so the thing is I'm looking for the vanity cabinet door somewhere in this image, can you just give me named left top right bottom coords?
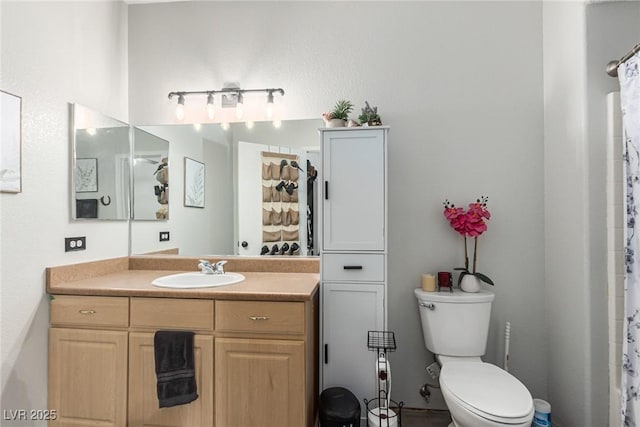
left=215, top=337, right=305, bottom=427
left=127, top=332, right=213, bottom=427
left=48, top=328, right=128, bottom=427
left=322, top=283, right=384, bottom=409
left=322, top=129, right=386, bottom=251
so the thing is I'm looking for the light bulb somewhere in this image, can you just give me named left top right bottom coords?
left=246, top=121, right=254, bottom=129
left=193, top=123, right=202, bottom=131
left=273, top=119, right=282, bottom=129
left=221, top=122, right=230, bottom=131
left=175, top=95, right=185, bottom=121
left=236, top=92, right=244, bottom=119
left=86, top=128, right=97, bottom=136
left=265, top=91, right=274, bottom=119
left=206, top=93, right=215, bottom=120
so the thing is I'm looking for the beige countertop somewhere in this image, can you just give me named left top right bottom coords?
left=46, top=256, right=319, bottom=302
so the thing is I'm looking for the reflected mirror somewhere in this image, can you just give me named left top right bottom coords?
left=130, top=119, right=321, bottom=257
left=71, top=103, right=130, bottom=220
left=132, top=128, right=170, bottom=220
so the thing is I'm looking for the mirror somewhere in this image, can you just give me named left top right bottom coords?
left=130, top=119, right=321, bottom=257
left=71, top=103, right=130, bottom=220
left=132, top=128, right=170, bottom=220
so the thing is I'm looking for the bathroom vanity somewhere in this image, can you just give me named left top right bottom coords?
left=46, top=256, right=319, bottom=427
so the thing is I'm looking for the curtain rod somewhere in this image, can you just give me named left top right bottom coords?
left=607, top=42, right=640, bottom=77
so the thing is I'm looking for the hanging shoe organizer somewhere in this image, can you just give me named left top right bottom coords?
left=260, top=151, right=300, bottom=255
left=364, top=331, right=404, bottom=427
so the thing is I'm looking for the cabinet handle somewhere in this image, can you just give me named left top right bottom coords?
left=324, top=344, right=328, bottom=364
left=78, top=309, right=96, bottom=315
left=325, top=181, right=329, bottom=200
left=343, top=265, right=363, bottom=270
left=249, top=316, right=269, bottom=321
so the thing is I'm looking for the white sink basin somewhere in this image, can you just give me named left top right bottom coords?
left=151, top=272, right=245, bottom=289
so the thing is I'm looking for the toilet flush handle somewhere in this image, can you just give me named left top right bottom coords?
left=420, top=302, right=436, bottom=311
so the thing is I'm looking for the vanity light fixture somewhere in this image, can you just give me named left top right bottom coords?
left=236, top=92, right=244, bottom=119
left=265, top=90, right=274, bottom=119
left=175, top=94, right=185, bottom=121
left=167, top=87, right=284, bottom=122
left=206, top=93, right=215, bottom=120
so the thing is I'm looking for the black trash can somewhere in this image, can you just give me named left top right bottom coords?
left=319, top=387, right=361, bottom=427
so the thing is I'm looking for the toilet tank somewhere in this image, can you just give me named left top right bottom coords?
left=414, top=288, right=495, bottom=357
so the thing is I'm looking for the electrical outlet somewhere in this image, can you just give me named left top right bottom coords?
left=159, top=231, right=170, bottom=242
left=65, top=236, right=86, bottom=252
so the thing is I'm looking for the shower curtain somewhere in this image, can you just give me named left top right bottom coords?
left=620, top=51, right=640, bottom=426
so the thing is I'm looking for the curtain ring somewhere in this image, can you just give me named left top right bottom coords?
left=100, top=195, right=111, bottom=206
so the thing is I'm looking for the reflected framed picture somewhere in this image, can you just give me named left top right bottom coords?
left=75, top=158, right=98, bottom=192
left=184, top=157, right=205, bottom=208
left=0, top=90, right=22, bottom=193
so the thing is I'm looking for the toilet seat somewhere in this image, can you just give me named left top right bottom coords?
left=440, top=362, right=533, bottom=424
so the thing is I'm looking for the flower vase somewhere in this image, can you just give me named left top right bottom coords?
left=460, top=274, right=481, bottom=293
left=326, top=118, right=346, bottom=128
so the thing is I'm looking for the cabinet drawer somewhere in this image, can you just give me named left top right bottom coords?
left=216, top=301, right=304, bottom=335
left=322, top=253, right=385, bottom=282
left=50, top=295, right=129, bottom=328
left=130, top=298, right=214, bottom=331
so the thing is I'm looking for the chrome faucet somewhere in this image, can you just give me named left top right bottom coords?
left=198, top=260, right=227, bottom=275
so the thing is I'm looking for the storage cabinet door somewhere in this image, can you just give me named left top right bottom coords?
left=215, top=337, right=305, bottom=427
left=322, top=129, right=385, bottom=251
left=48, top=328, right=128, bottom=427
left=128, top=333, right=213, bottom=427
left=322, top=283, right=384, bottom=411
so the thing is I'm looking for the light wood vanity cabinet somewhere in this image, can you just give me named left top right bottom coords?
left=48, top=327, right=128, bottom=427
left=214, top=300, right=312, bottom=427
left=49, top=293, right=317, bottom=427
left=128, top=333, right=214, bottom=427
left=48, top=296, right=129, bottom=427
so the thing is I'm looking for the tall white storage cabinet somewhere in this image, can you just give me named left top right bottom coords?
left=319, top=127, right=388, bottom=419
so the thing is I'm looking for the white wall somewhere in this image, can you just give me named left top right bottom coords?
left=543, top=2, right=640, bottom=425
left=128, top=1, right=547, bottom=409
left=543, top=5, right=589, bottom=425
left=0, top=0, right=129, bottom=415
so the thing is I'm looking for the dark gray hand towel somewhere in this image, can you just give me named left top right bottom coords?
left=154, top=330, right=198, bottom=408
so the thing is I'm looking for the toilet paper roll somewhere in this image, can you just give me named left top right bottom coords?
left=422, top=274, right=436, bottom=292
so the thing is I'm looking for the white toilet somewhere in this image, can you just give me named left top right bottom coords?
left=414, top=288, right=534, bottom=427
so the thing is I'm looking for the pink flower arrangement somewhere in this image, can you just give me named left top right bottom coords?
left=443, top=196, right=494, bottom=286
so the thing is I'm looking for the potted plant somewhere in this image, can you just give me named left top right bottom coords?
left=323, top=99, right=354, bottom=127
left=358, top=101, right=382, bottom=126
left=442, top=196, right=494, bottom=292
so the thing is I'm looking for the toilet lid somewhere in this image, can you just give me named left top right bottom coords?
left=440, top=362, right=533, bottom=423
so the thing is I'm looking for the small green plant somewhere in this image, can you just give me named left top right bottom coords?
left=328, top=99, right=354, bottom=121
left=358, top=101, right=382, bottom=125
